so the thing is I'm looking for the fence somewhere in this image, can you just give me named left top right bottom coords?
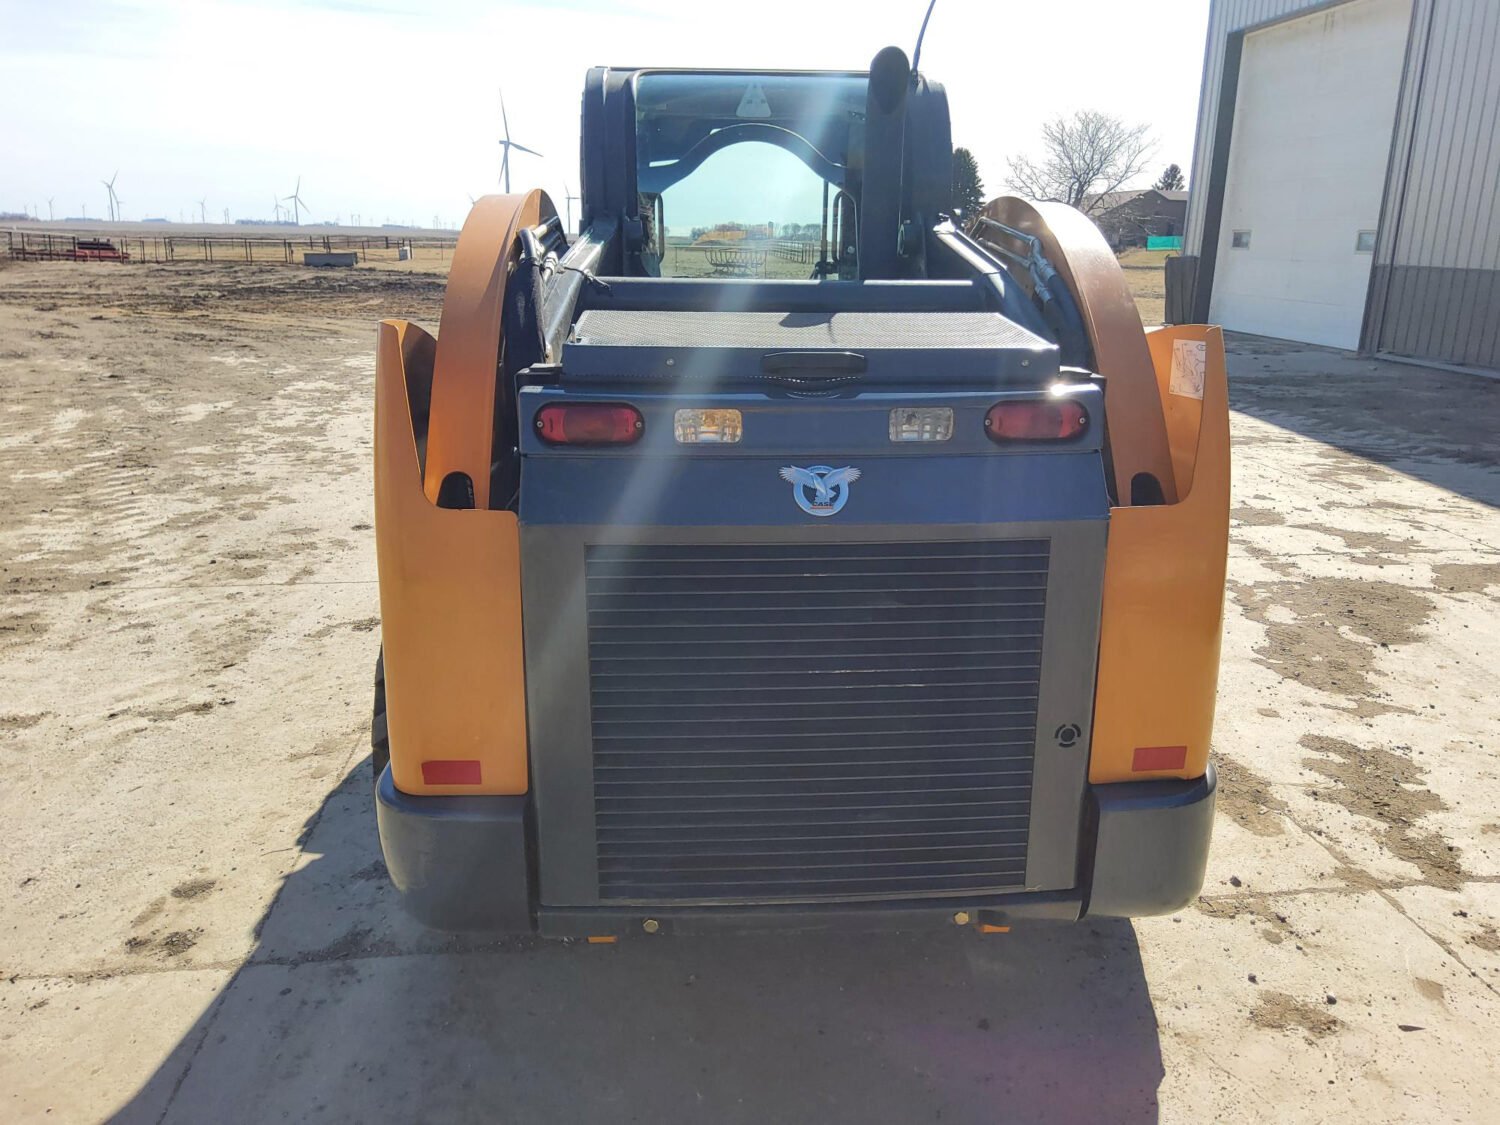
left=4, top=229, right=457, bottom=267
left=772, top=240, right=815, bottom=264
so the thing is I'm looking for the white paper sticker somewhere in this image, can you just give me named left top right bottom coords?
left=1169, top=338, right=1206, bottom=400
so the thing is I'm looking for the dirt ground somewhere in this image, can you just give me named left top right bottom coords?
left=1, top=259, right=1498, bottom=1123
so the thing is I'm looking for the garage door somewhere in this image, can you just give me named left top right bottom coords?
left=1210, top=0, right=1411, bottom=350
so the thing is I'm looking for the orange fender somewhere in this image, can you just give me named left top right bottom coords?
left=1089, top=326, right=1230, bottom=782
left=424, top=192, right=555, bottom=509
left=373, top=192, right=554, bottom=795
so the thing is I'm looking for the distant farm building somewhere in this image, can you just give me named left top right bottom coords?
left=1087, top=190, right=1188, bottom=250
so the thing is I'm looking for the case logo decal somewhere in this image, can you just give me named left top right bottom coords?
left=779, top=465, right=861, bottom=517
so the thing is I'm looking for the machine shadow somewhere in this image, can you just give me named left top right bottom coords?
left=111, top=763, right=1164, bottom=1125
left=1223, top=333, right=1500, bottom=509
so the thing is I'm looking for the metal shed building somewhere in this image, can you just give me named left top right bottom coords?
left=1169, top=0, right=1500, bottom=372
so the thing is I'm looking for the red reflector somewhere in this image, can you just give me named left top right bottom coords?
left=421, top=759, right=483, bottom=785
left=1132, top=745, right=1188, bottom=772
left=535, top=403, right=643, bottom=445
left=984, top=399, right=1088, bottom=441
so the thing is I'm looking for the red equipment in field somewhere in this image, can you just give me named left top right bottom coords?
left=70, top=239, right=130, bottom=262
left=8, top=236, right=130, bottom=262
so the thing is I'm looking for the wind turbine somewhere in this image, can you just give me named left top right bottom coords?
left=273, top=196, right=283, bottom=223
left=102, top=172, right=121, bottom=222
left=564, top=181, right=581, bottom=233
left=282, top=176, right=309, bottom=225
left=497, top=89, right=542, bottom=193
left=47, top=198, right=55, bottom=222
left=198, top=196, right=208, bottom=224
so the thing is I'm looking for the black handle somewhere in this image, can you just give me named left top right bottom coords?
left=761, top=350, right=868, bottom=377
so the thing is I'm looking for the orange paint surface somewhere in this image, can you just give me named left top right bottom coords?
left=1090, top=326, right=1229, bottom=783
left=374, top=318, right=529, bottom=795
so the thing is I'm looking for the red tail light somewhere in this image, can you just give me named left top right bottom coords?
left=984, top=399, right=1088, bottom=442
left=535, top=403, right=644, bottom=446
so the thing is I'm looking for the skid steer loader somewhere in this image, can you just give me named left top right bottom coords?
left=371, top=48, right=1228, bottom=936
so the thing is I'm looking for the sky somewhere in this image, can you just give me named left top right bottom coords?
left=0, top=0, right=1212, bottom=229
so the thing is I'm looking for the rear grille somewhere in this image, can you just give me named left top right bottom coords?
left=585, top=541, right=1048, bottom=902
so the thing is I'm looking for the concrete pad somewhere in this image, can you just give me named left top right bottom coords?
left=250, top=767, right=444, bottom=963
left=1143, top=887, right=1500, bottom=1121
left=0, top=968, right=228, bottom=1123
left=0, top=582, right=377, bottom=976
left=146, top=926, right=1164, bottom=1125
left=1386, top=882, right=1500, bottom=988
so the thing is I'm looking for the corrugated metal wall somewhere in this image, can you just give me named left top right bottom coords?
left=1366, top=0, right=1500, bottom=368
left=1182, top=0, right=1500, bottom=369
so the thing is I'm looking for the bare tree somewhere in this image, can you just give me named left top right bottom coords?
left=1005, top=110, right=1155, bottom=215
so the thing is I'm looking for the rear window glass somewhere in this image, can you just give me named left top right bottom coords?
left=634, top=72, right=866, bottom=279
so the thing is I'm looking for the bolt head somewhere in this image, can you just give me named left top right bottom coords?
left=642, top=918, right=660, bottom=934
left=954, top=911, right=971, bottom=926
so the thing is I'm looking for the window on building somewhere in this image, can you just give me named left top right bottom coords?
left=1355, top=230, right=1377, bottom=253
left=1231, top=230, right=1251, bottom=249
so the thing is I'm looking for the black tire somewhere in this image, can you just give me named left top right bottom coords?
left=371, top=649, right=390, bottom=783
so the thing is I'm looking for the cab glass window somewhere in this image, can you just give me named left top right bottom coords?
left=634, top=72, right=865, bottom=279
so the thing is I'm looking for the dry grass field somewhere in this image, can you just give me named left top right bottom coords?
left=1119, top=247, right=1171, bottom=326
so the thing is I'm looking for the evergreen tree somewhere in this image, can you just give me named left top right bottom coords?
left=1153, top=163, right=1185, bottom=192
left=952, top=147, right=985, bottom=219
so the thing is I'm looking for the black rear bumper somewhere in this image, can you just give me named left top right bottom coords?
left=376, top=764, right=1216, bottom=934
left=375, top=768, right=532, bottom=932
left=1086, top=765, right=1218, bottom=917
